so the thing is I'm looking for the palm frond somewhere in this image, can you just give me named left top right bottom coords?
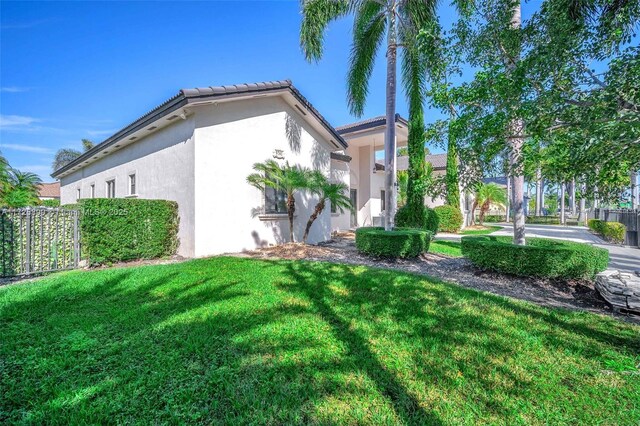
left=300, top=0, right=350, bottom=62
left=347, top=0, right=386, bottom=116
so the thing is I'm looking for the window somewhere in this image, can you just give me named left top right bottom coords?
left=265, top=186, right=287, bottom=214
left=90, top=184, right=95, bottom=198
left=381, top=190, right=386, bottom=211
left=331, top=200, right=337, bottom=214
left=129, top=173, right=136, bottom=195
left=76, top=188, right=81, bottom=200
left=106, top=179, right=116, bottom=198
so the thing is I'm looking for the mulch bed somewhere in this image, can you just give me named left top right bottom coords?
left=239, top=232, right=639, bottom=323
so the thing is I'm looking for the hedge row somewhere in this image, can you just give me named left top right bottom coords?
left=461, top=235, right=609, bottom=279
left=588, top=219, right=626, bottom=244
left=526, top=216, right=560, bottom=224
left=355, top=227, right=431, bottom=258
left=395, top=204, right=439, bottom=234
left=482, top=215, right=505, bottom=223
left=434, top=205, right=463, bottom=233
left=75, top=198, right=179, bottom=264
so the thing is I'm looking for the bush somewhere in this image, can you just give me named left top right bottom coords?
left=482, top=215, right=505, bottom=223
left=434, top=205, right=463, bottom=233
left=526, top=216, right=561, bottom=225
left=77, top=198, right=179, bottom=264
left=40, top=199, right=60, bottom=207
left=588, top=219, right=626, bottom=244
left=356, top=227, right=431, bottom=258
left=461, top=236, right=609, bottom=279
left=395, top=204, right=439, bottom=234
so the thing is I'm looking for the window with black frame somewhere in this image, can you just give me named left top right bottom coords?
left=265, top=185, right=287, bottom=214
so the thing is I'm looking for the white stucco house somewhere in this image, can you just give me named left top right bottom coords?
left=53, top=79, right=455, bottom=258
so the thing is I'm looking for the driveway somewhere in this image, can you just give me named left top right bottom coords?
left=438, top=223, right=640, bottom=274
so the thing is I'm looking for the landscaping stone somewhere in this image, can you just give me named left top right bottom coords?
left=595, top=269, right=640, bottom=313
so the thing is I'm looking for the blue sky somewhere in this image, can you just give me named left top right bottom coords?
left=0, top=1, right=461, bottom=180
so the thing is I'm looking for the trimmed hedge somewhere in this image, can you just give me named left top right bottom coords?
left=483, top=215, right=505, bottom=223
left=588, top=219, right=626, bottom=244
left=526, top=216, right=561, bottom=225
left=434, top=205, right=463, bottom=233
left=356, top=227, right=431, bottom=258
left=461, top=235, right=609, bottom=279
left=77, top=198, right=179, bottom=264
left=395, top=204, right=439, bottom=235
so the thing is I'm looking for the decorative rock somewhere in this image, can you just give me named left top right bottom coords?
left=595, top=269, right=640, bottom=313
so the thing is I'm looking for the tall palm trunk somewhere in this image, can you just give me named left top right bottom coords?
left=535, top=168, right=543, bottom=216
left=508, top=2, right=526, bottom=245
left=287, top=193, right=296, bottom=243
left=384, top=12, right=398, bottom=231
left=303, top=199, right=325, bottom=243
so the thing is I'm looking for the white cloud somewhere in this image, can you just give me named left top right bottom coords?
left=0, top=114, right=39, bottom=128
left=0, top=87, right=29, bottom=93
left=0, top=143, right=53, bottom=154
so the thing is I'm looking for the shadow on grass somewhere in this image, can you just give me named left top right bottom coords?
left=1, top=257, right=638, bottom=424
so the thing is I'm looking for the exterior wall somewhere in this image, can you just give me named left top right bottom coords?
left=59, top=118, right=197, bottom=257
left=192, top=97, right=334, bottom=257
left=330, top=157, right=351, bottom=232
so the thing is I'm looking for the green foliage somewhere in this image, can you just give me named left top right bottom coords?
left=395, top=203, right=439, bottom=235
left=588, top=219, right=626, bottom=244
left=247, top=159, right=311, bottom=243
left=77, top=198, right=178, bottom=264
left=0, top=158, right=42, bottom=208
left=434, top=205, right=463, bottom=233
left=397, top=170, right=408, bottom=206
left=355, top=226, right=431, bottom=258
left=527, top=216, right=561, bottom=225
left=473, top=183, right=507, bottom=225
left=41, top=199, right=60, bottom=207
left=482, top=215, right=505, bottom=223
left=461, top=236, right=609, bottom=279
left=52, top=139, right=95, bottom=172
left=445, top=131, right=460, bottom=207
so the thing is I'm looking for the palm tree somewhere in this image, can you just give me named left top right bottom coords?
left=0, top=152, right=9, bottom=200
left=52, top=139, right=95, bottom=172
left=300, top=0, right=437, bottom=231
left=303, top=171, right=352, bottom=243
left=247, top=159, right=310, bottom=243
left=472, top=182, right=507, bottom=225
left=3, top=169, right=42, bottom=207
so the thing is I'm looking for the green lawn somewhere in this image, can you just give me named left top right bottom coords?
left=429, top=240, right=463, bottom=257
left=460, top=225, right=502, bottom=235
left=2, top=257, right=639, bottom=424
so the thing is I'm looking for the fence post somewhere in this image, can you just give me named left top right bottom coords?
left=73, top=211, right=80, bottom=267
left=24, top=209, right=31, bottom=275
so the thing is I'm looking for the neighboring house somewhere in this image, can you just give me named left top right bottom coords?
left=37, top=182, right=60, bottom=201
left=53, top=80, right=349, bottom=258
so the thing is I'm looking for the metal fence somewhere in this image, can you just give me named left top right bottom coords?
left=1, top=207, right=80, bottom=277
left=591, top=208, right=640, bottom=247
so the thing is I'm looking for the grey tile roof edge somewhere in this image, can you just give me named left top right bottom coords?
left=330, top=152, right=352, bottom=162
left=336, top=114, right=409, bottom=134
left=52, top=80, right=347, bottom=178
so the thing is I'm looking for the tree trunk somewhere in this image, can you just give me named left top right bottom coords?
left=508, top=2, right=526, bottom=245
left=303, top=199, right=325, bottom=243
left=535, top=168, right=543, bottom=216
left=560, top=181, right=566, bottom=225
left=383, top=12, right=398, bottom=231
left=445, top=116, right=460, bottom=208
left=506, top=176, right=511, bottom=223
left=470, top=199, right=478, bottom=225
left=287, top=193, right=295, bottom=243
left=570, top=178, right=576, bottom=216
left=479, top=201, right=490, bottom=225
left=578, top=177, right=586, bottom=225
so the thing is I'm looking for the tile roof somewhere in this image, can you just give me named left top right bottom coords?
left=52, top=80, right=346, bottom=178
left=395, top=153, right=448, bottom=171
left=37, top=182, right=60, bottom=198
left=336, top=114, right=409, bottom=134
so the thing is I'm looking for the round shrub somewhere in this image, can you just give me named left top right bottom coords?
left=434, top=205, right=463, bottom=233
left=461, top=236, right=609, bottom=279
left=395, top=204, right=439, bottom=235
left=588, top=219, right=625, bottom=244
left=356, top=227, right=431, bottom=258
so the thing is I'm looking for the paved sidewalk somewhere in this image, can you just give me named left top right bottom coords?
left=437, top=223, right=640, bottom=274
